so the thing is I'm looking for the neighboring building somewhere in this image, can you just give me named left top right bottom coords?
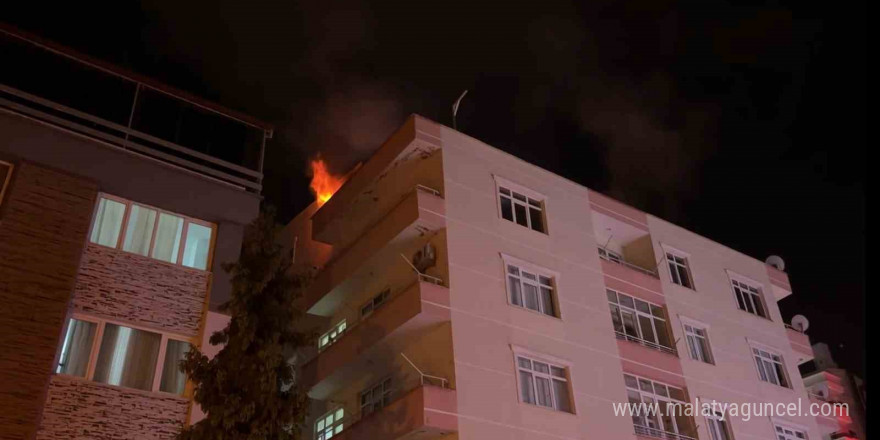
left=799, top=343, right=866, bottom=440
left=286, top=115, right=825, bottom=440
left=1, top=27, right=270, bottom=439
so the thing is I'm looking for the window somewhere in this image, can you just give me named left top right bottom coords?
left=731, top=279, right=768, bottom=318
left=665, top=251, right=693, bottom=289
left=360, top=289, right=390, bottom=317
left=318, top=320, right=346, bottom=350
left=774, top=424, right=807, bottom=440
left=360, top=377, right=392, bottom=415
left=315, top=407, right=344, bottom=440
left=607, top=289, right=674, bottom=354
left=498, top=186, right=545, bottom=233
left=753, top=347, right=790, bottom=388
left=0, top=160, right=13, bottom=208
left=54, top=316, right=193, bottom=395
left=516, top=356, right=572, bottom=412
left=624, top=374, right=694, bottom=439
left=88, top=194, right=215, bottom=270
left=56, top=318, right=97, bottom=377
left=598, top=247, right=624, bottom=263
left=683, top=323, right=713, bottom=364
left=706, top=411, right=733, bottom=440
left=506, top=262, right=557, bottom=317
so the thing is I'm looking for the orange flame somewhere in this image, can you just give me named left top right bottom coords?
left=309, top=158, right=344, bottom=206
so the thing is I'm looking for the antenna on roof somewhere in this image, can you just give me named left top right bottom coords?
left=452, top=89, right=468, bottom=130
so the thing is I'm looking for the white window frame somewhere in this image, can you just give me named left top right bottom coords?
left=0, top=160, right=13, bottom=209
left=607, top=289, right=674, bottom=354
left=679, top=316, right=714, bottom=364
left=624, top=373, right=692, bottom=439
left=501, top=254, right=560, bottom=318
left=54, top=313, right=195, bottom=395
left=318, top=319, right=347, bottom=351
left=359, top=376, right=393, bottom=415
left=726, top=271, right=769, bottom=319
left=315, top=407, right=345, bottom=440
left=511, top=345, right=577, bottom=414
left=493, top=175, right=548, bottom=234
left=360, top=288, right=390, bottom=318
left=87, top=193, right=217, bottom=271
left=706, top=410, right=734, bottom=440
left=598, top=247, right=624, bottom=263
left=748, top=340, right=791, bottom=389
left=773, top=421, right=808, bottom=440
left=661, top=244, right=695, bottom=289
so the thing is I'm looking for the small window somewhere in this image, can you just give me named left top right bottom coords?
left=774, top=424, right=807, bottom=440
left=753, top=347, right=790, bottom=388
left=607, top=289, right=674, bottom=354
left=683, top=324, right=714, bottom=364
left=56, top=318, right=97, bottom=377
left=498, top=186, right=545, bottom=233
left=318, top=320, right=347, bottom=350
left=506, top=263, right=557, bottom=317
left=360, top=377, right=393, bottom=415
left=1, top=160, right=14, bottom=209
left=315, top=407, right=345, bottom=440
left=93, top=323, right=162, bottom=391
left=731, top=279, right=768, bottom=319
left=598, top=247, right=624, bottom=263
left=159, top=339, right=192, bottom=395
left=89, top=194, right=216, bottom=271
left=665, top=251, right=694, bottom=289
left=707, top=411, right=734, bottom=440
left=360, top=289, right=390, bottom=317
left=516, top=355, right=572, bottom=412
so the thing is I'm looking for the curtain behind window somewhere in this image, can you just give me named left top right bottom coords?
left=93, top=324, right=161, bottom=391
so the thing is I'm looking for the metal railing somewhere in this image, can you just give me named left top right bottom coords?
left=634, top=424, right=697, bottom=440
left=598, top=248, right=658, bottom=278
left=0, top=28, right=269, bottom=193
left=321, top=354, right=450, bottom=434
left=615, top=332, right=678, bottom=356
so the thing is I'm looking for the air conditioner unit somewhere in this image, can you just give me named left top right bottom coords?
left=412, top=243, right=436, bottom=273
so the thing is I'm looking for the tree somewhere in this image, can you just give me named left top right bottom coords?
left=178, top=208, right=311, bottom=440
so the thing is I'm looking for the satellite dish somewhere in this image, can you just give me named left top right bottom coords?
left=791, top=315, right=810, bottom=332
left=766, top=255, right=786, bottom=271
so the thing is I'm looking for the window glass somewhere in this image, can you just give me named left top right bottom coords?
left=182, top=223, right=213, bottom=269
left=159, top=339, right=191, bottom=395
left=93, top=324, right=161, bottom=391
left=497, top=185, right=545, bottom=233
left=506, top=263, right=557, bottom=317
left=123, top=205, right=157, bottom=256
left=516, top=355, right=572, bottom=412
left=152, top=213, right=184, bottom=263
left=56, top=318, right=97, bottom=377
left=90, top=197, right=126, bottom=247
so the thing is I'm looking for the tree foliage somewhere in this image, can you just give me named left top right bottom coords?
left=178, top=208, right=310, bottom=440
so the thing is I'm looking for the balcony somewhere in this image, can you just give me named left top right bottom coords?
left=634, top=424, right=697, bottom=440
left=303, top=187, right=446, bottom=316
left=322, top=366, right=457, bottom=440
left=0, top=27, right=270, bottom=193
left=615, top=332, right=677, bottom=357
left=302, top=280, right=451, bottom=400
left=591, top=202, right=660, bottom=292
left=785, top=325, right=814, bottom=365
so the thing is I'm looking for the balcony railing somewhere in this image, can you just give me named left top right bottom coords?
left=634, top=424, right=697, bottom=440
left=321, top=354, right=451, bottom=436
left=598, top=248, right=658, bottom=278
left=615, top=331, right=677, bottom=356
left=0, top=27, right=270, bottom=193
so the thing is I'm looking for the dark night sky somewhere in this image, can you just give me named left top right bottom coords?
left=4, top=0, right=865, bottom=377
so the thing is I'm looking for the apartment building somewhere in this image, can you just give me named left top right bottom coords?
left=0, top=28, right=269, bottom=439
left=798, top=343, right=866, bottom=440
left=286, top=115, right=824, bottom=440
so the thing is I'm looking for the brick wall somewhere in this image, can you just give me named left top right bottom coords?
left=36, top=375, right=188, bottom=440
left=73, top=243, right=210, bottom=337
left=0, top=162, right=97, bottom=440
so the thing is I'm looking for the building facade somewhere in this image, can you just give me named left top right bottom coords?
left=798, top=343, right=866, bottom=440
left=0, top=27, right=269, bottom=439
left=286, top=115, right=825, bottom=440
